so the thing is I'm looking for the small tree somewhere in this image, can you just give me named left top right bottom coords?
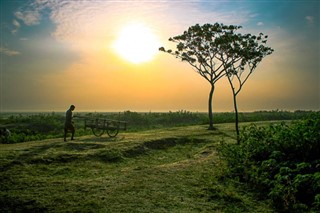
left=222, top=32, right=273, bottom=143
left=159, top=23, right=243, bottom=130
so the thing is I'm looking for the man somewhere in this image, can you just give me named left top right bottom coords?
left=64, top=105, right=75, bottom=141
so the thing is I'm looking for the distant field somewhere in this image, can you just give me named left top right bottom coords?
left=0, top=123, right=275, bottom=212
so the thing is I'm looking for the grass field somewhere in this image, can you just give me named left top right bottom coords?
left=0, top=122, right=279, bottom=212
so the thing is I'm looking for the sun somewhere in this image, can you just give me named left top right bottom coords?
left=113, top=23, right=160, bottom=64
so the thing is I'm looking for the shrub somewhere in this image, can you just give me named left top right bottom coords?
left=219, top=113, right=320, bottom=212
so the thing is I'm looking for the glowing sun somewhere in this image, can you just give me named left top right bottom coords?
left=113, top=23, right=160, bottom=64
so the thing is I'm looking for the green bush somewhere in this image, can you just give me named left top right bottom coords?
left=219, top=113, right=320, bottom=212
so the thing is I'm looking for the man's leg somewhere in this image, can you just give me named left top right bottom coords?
left=64, top=128, right=67, bottom=141
left=71, top=126, right=75, bottom=140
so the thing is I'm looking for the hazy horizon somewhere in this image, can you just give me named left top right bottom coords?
left=1, top=1, right=319, bottom=113
left=1, top=108, right=318, bottom=114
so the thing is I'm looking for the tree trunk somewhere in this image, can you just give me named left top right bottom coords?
left=233, top=94, right=240, bottom=144
left=208, top=84, right=215, bottom=130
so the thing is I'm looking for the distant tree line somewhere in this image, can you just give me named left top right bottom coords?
left=0, top=110, right=316, bottom=143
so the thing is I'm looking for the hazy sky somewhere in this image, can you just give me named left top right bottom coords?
left=0, top=0, right=319, bottom=112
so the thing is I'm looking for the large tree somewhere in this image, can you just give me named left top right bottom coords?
left=221, top=32, right=274, bottom=142
left=159, top=23, right=243, bottom=130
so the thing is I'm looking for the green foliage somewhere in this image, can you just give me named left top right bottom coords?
left=0, top=112, right=91, bottom=143
left=119, top=110, right=208, bottom=130
left=160, top=23, right=245, bottom=69
left=219, top=113, right=320, bottom=212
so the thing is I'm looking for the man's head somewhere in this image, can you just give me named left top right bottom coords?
left=70, top=105, right=75, bottom=111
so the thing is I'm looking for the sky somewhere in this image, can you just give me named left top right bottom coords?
left=0, top=0, right=319, bottom=112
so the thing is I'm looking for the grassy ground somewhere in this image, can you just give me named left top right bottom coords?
left=0, top=123, right=274, bottom=212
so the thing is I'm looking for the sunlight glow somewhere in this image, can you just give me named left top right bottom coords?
left=113, top=23, right=160, bottom=64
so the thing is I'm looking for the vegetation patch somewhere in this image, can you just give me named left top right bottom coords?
left=218, top=113, right=320, bottom=212
left=28, top=153, right=82, bottom=164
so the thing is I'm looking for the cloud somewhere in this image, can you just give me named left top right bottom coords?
left=249, top=13, right=259, bottom=18
left=11, top=19, right=20, bottom=34
left=305, top=16, right=314, bottom=24
left=12, top=19, right=20, bottom=27
left=14, top=10, right=41, bottom=26
left=0, top=47, right=21, bottom=56
left=14, top=0, right=249, bottom=44
left=257, top=22, right=264, bottom=26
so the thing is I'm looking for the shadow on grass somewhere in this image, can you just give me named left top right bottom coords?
left=0, top=196, right=48, bottom=213
left=64, top=142, right=105, bottom=151
left=0, top=142, right=63, bottom=171
left=206, top=126, right=237, bottom=141
left=124, top=137, right=208, bottom=158
left=79, top=136, right=126, bottom=143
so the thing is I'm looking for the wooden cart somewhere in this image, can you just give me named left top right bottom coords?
left=83, top=117, right=127, bottom=137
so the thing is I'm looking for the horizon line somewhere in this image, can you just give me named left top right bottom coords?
left=1, top=109, right=319, bottom=114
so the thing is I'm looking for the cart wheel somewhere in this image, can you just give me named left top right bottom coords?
left=107, top=122, right=119, bottom=137
left=107, top=127, right=119, bottom=137
left=91, top=127, right=105, bottom=137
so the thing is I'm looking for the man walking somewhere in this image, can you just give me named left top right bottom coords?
left=64, top=105, right=75, bottom=141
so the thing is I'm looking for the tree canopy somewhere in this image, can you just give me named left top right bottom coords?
left=159, top=23, right=273, bottom=131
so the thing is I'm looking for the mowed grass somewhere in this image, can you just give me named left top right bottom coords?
left=0, top=123, right=274, bottom=212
